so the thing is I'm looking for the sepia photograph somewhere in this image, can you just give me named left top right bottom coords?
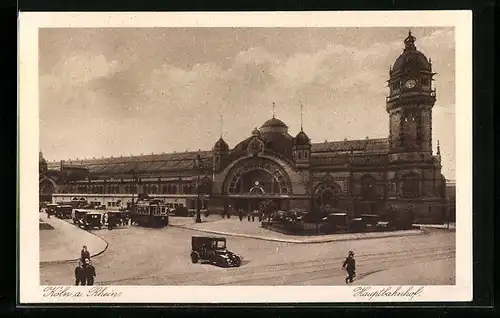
left=19, top=11, right=472, bottom=303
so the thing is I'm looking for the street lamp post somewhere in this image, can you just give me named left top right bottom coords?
left=131, top=169, right=138, bottom=212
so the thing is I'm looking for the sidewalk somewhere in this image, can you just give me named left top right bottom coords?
left=169, top=214, right=222, bottom=227
left=414, top=223, right=456, bottom=230
left=170, top=218, right=425, bottom=244
left=39, top=213, right=109, bottom=264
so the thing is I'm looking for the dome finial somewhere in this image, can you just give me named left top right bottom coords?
left=404, top=30, right=417, bottom=51
left=437, top=140, right=441, bottom=155
left=272, top=101, right=276, bottom=119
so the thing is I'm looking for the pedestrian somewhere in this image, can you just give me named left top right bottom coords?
left=238, top=210, right=243, bottom=222
left=83, top=258, right=96, bottom=286
left=74, top=260, right=85, bottom=286
left=342, top=251, right=356, bottom=284
left=108, top=213, right=114, bottom=230
left=80, top=245, right=90, bottom=262
left=247, top=214, right=251, bottom=221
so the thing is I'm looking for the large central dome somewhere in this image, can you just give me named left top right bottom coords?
left=260, top=117, right=289, bottom=134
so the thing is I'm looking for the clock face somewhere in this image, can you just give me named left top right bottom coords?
left=405, top=79, right=417, bottom=88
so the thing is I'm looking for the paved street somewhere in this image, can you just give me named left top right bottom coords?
left=40, top=223, right=455, bottom=286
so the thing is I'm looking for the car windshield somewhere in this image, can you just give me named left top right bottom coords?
left=215, top=240, right=226, bottom=249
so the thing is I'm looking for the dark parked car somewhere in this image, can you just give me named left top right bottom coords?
left=190, top=236, right=242, bottom=267
left=360, top=214, right=380, bottom=229
left=73, top=209, right=104, bottom=230
left=324, top=212, right=349, bottom=232
left=55, top=205, right=73, bottom=219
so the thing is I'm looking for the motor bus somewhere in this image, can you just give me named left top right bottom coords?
left=131, top=199, right=169, bottom=228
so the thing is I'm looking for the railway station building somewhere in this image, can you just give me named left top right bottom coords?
left=41, top=32, right=448, bottom=223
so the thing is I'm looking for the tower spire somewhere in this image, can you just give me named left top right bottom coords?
left=220, top=113, right=223, bottom=138
left=437, top=140, right=441, bottom=155
left=272, top=101, right=276, bottom=119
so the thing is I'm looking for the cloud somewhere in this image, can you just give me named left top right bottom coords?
left=49, top=53, right=121, bottom=86
left=39, top=28, right=456, bottom=178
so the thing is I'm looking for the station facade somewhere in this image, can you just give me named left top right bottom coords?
left=41, top=32, right=448, bottom=223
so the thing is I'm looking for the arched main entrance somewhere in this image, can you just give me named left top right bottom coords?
left=222, top=157, right=293, bottom=213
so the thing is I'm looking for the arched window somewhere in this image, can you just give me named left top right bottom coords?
left=315, top=182, right=341, bottom=209
left=151, top=185, right=157, bottom=194
left=183, top=185, right=189, bottom=194
left=171, top=185, right=177, bottom=194
left=162, top=185, right=167, bottom=194
left=402, top=173, right=420, bottom=197
left=361, top=174, right=376, bottom=200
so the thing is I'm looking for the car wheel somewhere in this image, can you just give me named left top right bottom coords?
left=98, top=225, right=102, bottom=230
left=191, top=252, right=199, bottom=264
left=233, top=257, right=241, bottom=267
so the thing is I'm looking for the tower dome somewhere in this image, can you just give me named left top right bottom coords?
left=391, top=31, right=431, bottom=75
left=213, top=137, right=229, bottom=152
left=260, top=117, right=289, bottom=134
left=39, top=151, right=48, bottom=176
left=294, top=130, right=310, bottom=146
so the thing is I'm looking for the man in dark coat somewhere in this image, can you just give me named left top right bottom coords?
left=74, top=260, right=85, bottom=286
left=83, top=258, right=96, bottom=286
left=80, top=245, right=90, bottom=262
left=342, top=251, right=356, bottom=284
left=107, top=213, right=114, bottom=230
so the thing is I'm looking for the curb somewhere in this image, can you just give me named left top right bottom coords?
left=170, top=224, right=426, bottom=244
left=40, top=227, right=110, bottom=265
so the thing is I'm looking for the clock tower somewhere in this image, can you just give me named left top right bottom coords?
left=386, top=31, right=436, bottom=154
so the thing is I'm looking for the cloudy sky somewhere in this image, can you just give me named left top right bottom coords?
left=39, top=27, right=455, bottom=178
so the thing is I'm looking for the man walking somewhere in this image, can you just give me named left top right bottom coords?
left=74, top=260, right=85, bottom=286
left=342, top=251, right=356, bottom=284
left=80, top=245, right=90, bottom=262
left=83, top=258, right=96, bottom=286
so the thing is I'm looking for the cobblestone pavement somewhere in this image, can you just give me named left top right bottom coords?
left=40, top=221, right=455, bottom=286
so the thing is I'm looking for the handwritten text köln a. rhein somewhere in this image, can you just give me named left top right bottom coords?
left=43, top=286, right=123, bottom=298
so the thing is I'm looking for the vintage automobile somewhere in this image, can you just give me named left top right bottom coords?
left=360, top=214, right=380, bottom=229
left=323, top=212, right=349, bottom=232
left=83, top=211, right=105, bottom=230
left=190, top=236, right=242, bottom=267
left=45, top=203, right=58, bottom=217
left=55, top=204, right=73, bottom=219
left=73, top=209, right=104, bottom=230
left=105, top=210, right=129, bottom=228
left=346, top=214, right=381, bottom=232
